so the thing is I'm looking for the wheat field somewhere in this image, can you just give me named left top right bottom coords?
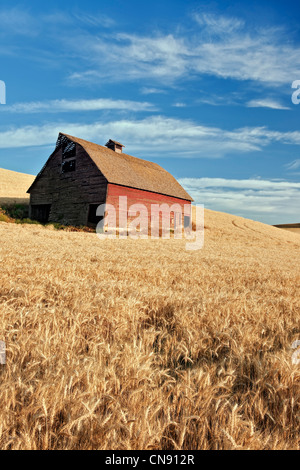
left=0, top=208, right=300, bottom=450
left=0, top=168, right=34, bottom=205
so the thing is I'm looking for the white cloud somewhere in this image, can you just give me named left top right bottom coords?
left=1, top=117, right=300, bottom=159
left=173, top=102, right=186, bottom=108
left=140, top=87, right=167, bottom=95
left=178, top=177, right=300, bottom=224
left=1, top=98, right=156, bottom=114
left=69, top=33, right=190, bottom=84
left=67, top=14, right=300, bottom=88
left=247, top=99, right=290, bottom=110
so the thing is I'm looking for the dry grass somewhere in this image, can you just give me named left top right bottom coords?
left=0, top=168, right=34, bottom=205
left=0, top=209, right=300, bottom=450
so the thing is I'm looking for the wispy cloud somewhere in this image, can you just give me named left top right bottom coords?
left=285, top=159, right=300, bottom=171
left=196, top=90, right=254, bottom=108
left=67, top=13, right=300, bottom=88
left=178, top=177, right=300, bottom=224
left=72, top=11, right=115, bottom=28
left=1, top=117, right=300, bottom=159
left=193, top=12, right=244, bottom=35
left=140, top=87, right=167, bottom=95
left=0, top=6, right=115, bottom=34
left=1, top=98, right=157, bottom=114
left=247, top=99, right=290, bottom=110
left=0, top=7, right=37, bottom=36
left=69, top=33, right=190, bottom=84
left=1, top=7, right=299, bottom=90
left=173, top=102, right=186, bottom=108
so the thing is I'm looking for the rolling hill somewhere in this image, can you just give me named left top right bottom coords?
left=0, top=168, right=35, bottom=205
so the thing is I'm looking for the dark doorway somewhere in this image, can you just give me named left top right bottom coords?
left=31, top=204, right=51, bottom=223
left=88, top=204, right=105, bottom=225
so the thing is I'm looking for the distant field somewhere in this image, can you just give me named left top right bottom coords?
left=0, top=208, right=300, bottom=450
left=282, top=228, right=300, bottom=234
left=274, top=225, right=300, bottom=235
left=0, top=168, right=35, bottom=205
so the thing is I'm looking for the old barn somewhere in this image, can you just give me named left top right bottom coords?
left=27, top=133, right=193, bottom=229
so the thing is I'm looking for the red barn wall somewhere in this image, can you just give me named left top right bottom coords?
left=106, top=183, right=191, bottom=231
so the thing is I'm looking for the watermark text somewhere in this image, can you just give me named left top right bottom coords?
left=0, top=341, right=6, bottom=365
left=291, top=80, right=300, bottom=105
left=0, top=80, right=6, bottom=105
left=95, top=198, right=204, bottom=251
left=291, top=340, right=300, bottom=365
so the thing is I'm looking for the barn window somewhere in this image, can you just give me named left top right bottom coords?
left=62, top=160, right=76, bottom=173
left=56, top=134, right=76, bottom=160
left=62, top=141, right=76, bottom=160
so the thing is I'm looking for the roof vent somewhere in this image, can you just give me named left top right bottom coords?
left=105, top=139, right=125, bottom=154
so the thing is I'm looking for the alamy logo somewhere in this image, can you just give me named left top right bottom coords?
left=95, top=198, right=204, bottom=251
left=291, top=340, right=300, bottom=365
left=291, top=80, right=300, bottom=105
left=0, top=80, right=6, bottom=105
left=0, top=341, right=5, bottom=365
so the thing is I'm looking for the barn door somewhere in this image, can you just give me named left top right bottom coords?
left=31, top=204, right=52, bottom=223
left=88, top=203, right=105, bottom=226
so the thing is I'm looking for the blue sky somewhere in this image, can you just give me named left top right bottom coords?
left=1, top=0, right=300, bottom=224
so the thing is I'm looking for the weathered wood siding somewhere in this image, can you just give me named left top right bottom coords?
left=29, top=145, right=108, bottom=225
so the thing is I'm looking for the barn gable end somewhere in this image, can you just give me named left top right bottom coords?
left=28, top=136, right=108, bottom=225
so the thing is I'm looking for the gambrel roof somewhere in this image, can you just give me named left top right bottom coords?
left=28, top=132, right=193, bottom=201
